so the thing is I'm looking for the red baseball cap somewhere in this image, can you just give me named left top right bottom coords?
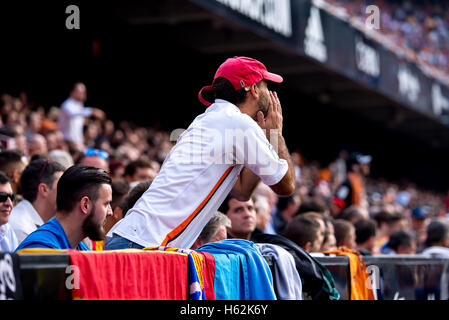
left=198, top=56, right=283, bottom=106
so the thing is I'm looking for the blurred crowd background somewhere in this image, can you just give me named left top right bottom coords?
left=323, top=0, right=449, bottom=83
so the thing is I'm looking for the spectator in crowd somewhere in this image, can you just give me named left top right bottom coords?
left=300, top=212, right=327, bottom=246
left=9, top=159, right=65, bottom=244
left=253, top=181, right=279, bottom=215
left=383, top=230, right=416, bottom=254
left=105, top=180, right=152, bottom=244
left=191, top=211, right=231, bottom=249
left=272, top=194, right=301, bottom=235
left=25, top=112, right=42, bottom=139
left=28, top=134, right=48, bottom=157
left=373, top=211, right=409, bottom=254
left=0, top=171, right=17, bottom=252
left=253, top=193, right=274, bottom=234
left=119, top=180, right=152, bottom=218
left=218, top=194, right=257, bottom=241
left=58, top=82, right=105, bottom=151
left=296, top=198, right=329, bottom=216
left=106, top=56, right=295, bottom=250
left=78, top=148, right=110, bottom=173
left=354, top=219, right=378, bottom=255
left=124, top=159, right=156, bottom=188
left=15, top=166, right=112, bottom=251
left=0, top=149, right=27, bottom=196
left=410, top=206, right=429, bottom=250
left=331, top=150, right=348, bottom=190
left=333, top=219, right=357, bottom=250
left=48, top=149, right=74, bottom=169
left=104, top=180, right=130, bottom=236
left=337, top=205, right=368, bottom=224
left=421, top=219, right=449, bottom=258
left=321, top=215, right=337, bottom=252
left=331, top=152, right=371, bottom=216
left=284, top=215, right=324, bottom=253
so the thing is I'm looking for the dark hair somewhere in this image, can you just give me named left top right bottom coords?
left=20, top=159, right=65, bottom=203
left=0, top=150, right=24, bottom=176
left=111, top=180, right=130, bottom=210
left=386, top=213, right=406, bottom=226
left=277, top=195, right=296, bottom=212
left=218, top=193, right=241, bottom=215
left=373, top=211, right=404, bottom=227
left=338, top=206, right=364, bottom=223
left=0, top=170, right=11, bottom=184
left=30, top=153, right=48, bottom=162
left=56, top=165, right=112, bottom=213
left=386, top=230, right=414, bottom=251
left=426, top=219, right=449, bottom=247
left=322, top=215, right=335, bottom=245
left=333, top=219, right=355, bottom=247
left=213, top=77, right=249, bottom=106
left=70, top=81, right=85, bottom=93
left=124, top=159, right=153, bottom=178
left=296, top=198, right=328, bottom=215
left=284, top=215, right=320, bottom=248
left=354, top=219, right=378, bottom=244
left=121, top=180, right=152, bottom=216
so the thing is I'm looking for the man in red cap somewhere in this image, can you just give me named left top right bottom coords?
left=106, top=56, right=295, bottom=250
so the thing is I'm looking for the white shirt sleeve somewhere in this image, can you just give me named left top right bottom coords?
left=62, top=99, right=92, bottom=117
left=232, top=115, right=288, bottom=186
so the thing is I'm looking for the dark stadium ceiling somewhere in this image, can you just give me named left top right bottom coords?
left=109, top=0, right=449, bottom=150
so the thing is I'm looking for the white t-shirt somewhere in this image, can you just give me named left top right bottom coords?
left=0, top=223, right=18, bottom=253
left=58, top=97, right=92, bottom=144
left=9, top=199, right=45, bottom=244
left=421, top=246, right=449, bottom=258
left=109, top=99, right=288, bottom=248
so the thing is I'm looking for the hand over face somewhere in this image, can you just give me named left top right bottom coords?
left=256, top=91, right=283, bottom=137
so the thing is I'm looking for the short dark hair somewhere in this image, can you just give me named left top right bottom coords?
left=0, top=150, right=23, bottom=176
left=426, top=219, right=449, bottom=247
left=373, top=211, right=405, bottom=227
left=386, top=213, right=406, bottom=226
left=386, top=230, right=414, bottom=251
left=277, top=195, right=296, bottom=212
left=333, top=219, right=355, bottom=247
left=354, top=219, right=377, bottom=244
left=213, top=77, right=249, bottom=106
left=56, top=165, right=112, bottom=213
left=296, top=198, right=328, bottom=215
left=124, top=159, right=153, bottom=178
left=284, top=215, right=320, bottom=248
left=111, top=180, right=130, bottom=210
left=121, top=180, right=152, bottom=216
left=20, top=159, right=65, bottom=203
left=218, top=193, right=240, bottom=215
left=30, top=153, right=48, bottom=162
left=338, top=206, right=364, bottom=223
left=0, top=170, right=11, bottom=185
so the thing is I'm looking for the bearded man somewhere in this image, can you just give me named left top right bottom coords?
left=15, top=165, right=112, bottom=251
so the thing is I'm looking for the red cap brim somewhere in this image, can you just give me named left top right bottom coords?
left=198, top=85, right=214, bottom=106
left=263, top=71, right=283, bottom=83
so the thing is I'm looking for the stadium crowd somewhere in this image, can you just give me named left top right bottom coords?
left=322, top=0, right=449, bottom=83
left=0, top=82, right=449, bottom=260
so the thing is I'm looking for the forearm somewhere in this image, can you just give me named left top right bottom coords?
left=231, top=168, right=261, bottom=201
left=277, top=134, right=295, bottom=181
left=270, top=132, right=295, bottom=195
